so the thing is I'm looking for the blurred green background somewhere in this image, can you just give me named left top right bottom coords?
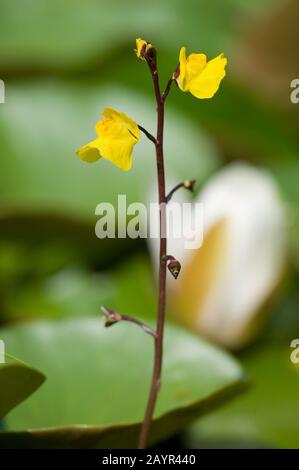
left=0, top=0, right=299, bottom=449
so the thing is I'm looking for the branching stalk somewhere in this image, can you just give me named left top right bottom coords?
left=138, top=55, right=168, bottom=450
left=166, top=179, right=196, bottom=202
left=101, top=306, right=157, bottom=339
left=138, top=125, right=157, bottom=145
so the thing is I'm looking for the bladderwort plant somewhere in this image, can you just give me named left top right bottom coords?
left=76, top=38, right=227, bottom=449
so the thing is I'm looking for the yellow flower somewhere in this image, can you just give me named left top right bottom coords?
left=176, top=47, right=227, bottom=99
left=135, top=38, right=153, bottom=60
left=76, top=108, right=140, bottom=171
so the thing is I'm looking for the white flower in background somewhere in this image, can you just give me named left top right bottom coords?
left=149, top=162, right=288, bottom=350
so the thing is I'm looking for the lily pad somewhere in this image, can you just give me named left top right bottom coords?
left=2, top=268, right=114, bottom=322
left=0, top=353, right=45, bottom=419
left=0, top=317, right=244, bottom=448
left=186, top=341, right=299, bottom=448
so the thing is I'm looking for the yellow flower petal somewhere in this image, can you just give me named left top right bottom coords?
left=177, top=48, right=227, bottom=99
left=177, top=47, right=187, bottom=91
left=76, top=107, right=140, bottom=171
left=135, top=38, right=147, bottom=58
left=135, top=38, right=153, bottom=60
left=100, top=108, right=140, bottom=141
left=76, top=139, right=102, bottom=163
left=186, top=53, right=207, bottom=83
left=188, top=53, right=227, bottom=99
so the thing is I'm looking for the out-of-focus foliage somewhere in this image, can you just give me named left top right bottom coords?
left=1, top=268, right=113, bottom=322
left=0, top=318, right=243, bottom=448
left=0, top=0, right=280, bottom=71
left=185, top=276, right=299, bottom=448
left=0, top=354, right=45, bottom=419
left=187, top=342, right=299, bottom=448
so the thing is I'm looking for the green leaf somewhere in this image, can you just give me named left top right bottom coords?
left=1, top=268, right=114, bottom=322
left=0, top=255, right=153, bottom=324
left=110, top=256, right=157, bottom=321
left=0, top=0, right=174, bottom=70
left=0, top=0, right=275, bottom=72
left=0, top=317, right=244, bottom=448
left=187, top=341, right=299, bottom=448
left=0, top=214, right=137, bottom=293
left=0, top=219, right=137, bottom=323
left=0, top=353, right=45, bottom=419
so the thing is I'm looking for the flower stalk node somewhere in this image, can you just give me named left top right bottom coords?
left=166, top=179, right=196, bottom=202
left=146, top=46, right=157, bottom=70
left=101, top=307, right=157, bottom=339
left=183, top=179, right=196, bottom=191
left=162, top=255, right=181, bottom=280
left=101, top=306, right=122, bottom=327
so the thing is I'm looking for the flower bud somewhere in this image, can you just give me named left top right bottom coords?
left=166, top=258, right=181, bottom=280
left=183, top=179, right=196, bottom=191
left=101, top=306, right=122, bottom=327
left=135, top=38, right=153, bottom=61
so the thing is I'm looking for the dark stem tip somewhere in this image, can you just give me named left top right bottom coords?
left=183, top=179, right=196, bottom=191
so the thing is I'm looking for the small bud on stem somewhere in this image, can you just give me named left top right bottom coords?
left=102, top=307, right=122, bottom=327
left=166, top=179, right=196, bottom=202
left=162, top=255, right=181, bottom=279
left=101, top=306, right=157, bottom=339
left=183, top=179, right=196, bottom=190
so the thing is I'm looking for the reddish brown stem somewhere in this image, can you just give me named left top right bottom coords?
left=138, top=62, right=167, bottom=449
left=162, top=78, right=174, bottom=102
